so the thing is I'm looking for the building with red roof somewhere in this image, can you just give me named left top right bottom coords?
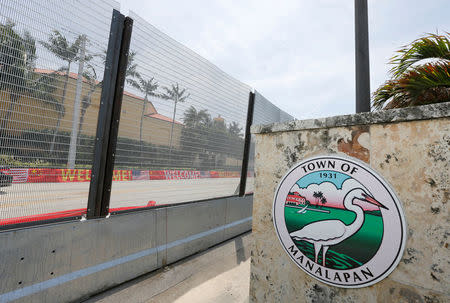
left=1, top=68, right=183, bottom=148
left=286, top=192, right=307, bottom=206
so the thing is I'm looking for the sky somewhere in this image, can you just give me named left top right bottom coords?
left=290, top=177, right=379, bottom=211
left=117, top=0, right=449, bottom=120
left=296, top=171, right=350, bottom=190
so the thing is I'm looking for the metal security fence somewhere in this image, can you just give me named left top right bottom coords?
left=114, top=12, right=250, bottom=172
left=254, top=90, right=293, bottom=125
left=244, top=90, right=294, bottom=193
left=0, top=0, right=294, bottom=227
left=0, top=0, right=118, bottom=223
left=0, top=0, right=117, bottom=166
left=109, top=12, right=252, bottom=208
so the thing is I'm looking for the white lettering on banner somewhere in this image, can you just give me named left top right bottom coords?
left=162, top=170, right=201, bottom=180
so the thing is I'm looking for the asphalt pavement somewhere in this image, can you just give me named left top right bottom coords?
left=0, top=178, right=254, bottom=219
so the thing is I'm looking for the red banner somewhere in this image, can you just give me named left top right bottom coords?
left=149, top=170, right=165, bottom=180
left=163, top=170, right=201, bottom=180
left=216, top=171, right=240, bottom=178
left=112, top=170, right=132, bottom=181
left=27, top=168, right=59, bottom=183
left=58, top=169, right=91, bottom=182
left=14, top=168, right=241, bottom=183
left=132, top=170, right=150, bottom=180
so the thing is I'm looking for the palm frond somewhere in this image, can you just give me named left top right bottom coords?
left=373, top=62, right=450, bottom=109
left=161, top=83, right=190, bottom=102
left=22, top=30, right=36, bottom=67
left=126, top=78, right=141, bottom=90
left=0, top=22, right=36, bottom=93
left=399, top=62, right=450, bottom=105
left=183, top=105, right=211, bottom=128
left=390, top=32, right=450, bottom=78
left=40, top=30, right=82, bottom=62
left=139, top=77, right=158, bottom=93
left=125, top=50, right=140, bottom=80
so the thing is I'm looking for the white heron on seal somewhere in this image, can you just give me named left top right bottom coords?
left=290, top=188, right=388, bottom=266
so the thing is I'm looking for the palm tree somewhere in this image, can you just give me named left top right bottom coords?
left=181, top=106, right=211, bottom=166
left=320, top=197, right=327, bottom=209
left=183, top=106, right=210, bottom=128
left=161, top=83, right=190, bottom=156
left=41, top=30, right=83, bottom=153
left=76, top=64, right=101, bottom=146
left=312, top=191, right=319, bottom=207
left=372, top=32, right=450, bottom=110
left=316, top=191, right=324, bottom=208
left=137, top=76, right=159, bottom=164
left=0, top=21, right=35, bottom=134
left=1, top=23, right=61, bottom=157
left=102, top=49, right=140, bottom=89
left=125, top=51, right=141, bottom=89
left=228, top=121, right=242, bottom=137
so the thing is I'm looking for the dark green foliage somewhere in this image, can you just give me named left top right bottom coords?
left=0, top=21, right=30, bottom=95
left=0, top=22, right=37, bottom=126
left=180, top=106, right=244, bottom=171
left=0, top=129, right=93, bottom=167
left=40, top=30, right=82, bottom=63
left=0, top=22, right=60, bottom=145
left=0, top=128, right=242, bottom=171
left=373, top=32, right=450, bottom=109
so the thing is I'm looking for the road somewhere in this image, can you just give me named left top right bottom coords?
left=0, top=178, right=254, bottom=220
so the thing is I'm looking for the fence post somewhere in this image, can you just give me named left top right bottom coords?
left=87, top=10, right=133, bottom=218
left=239, top=91, right=255, bottom=197
left=355, top=0, right=371, bottom=113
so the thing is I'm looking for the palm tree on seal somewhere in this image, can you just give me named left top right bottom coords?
left=313, top=191, right=319, bottom=208
left=321, top=197, right=327, bottom=209
left=316, top=191, right=324, bottom=208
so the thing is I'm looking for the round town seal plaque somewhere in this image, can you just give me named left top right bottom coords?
left=273, top=155, right=406, bottom=288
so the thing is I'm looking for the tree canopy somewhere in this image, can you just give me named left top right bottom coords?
left=180, top=105, right=245, bottom=169
left=0, top=22, right=58, bottom=130
left=372, top=32, right=450, bottom=110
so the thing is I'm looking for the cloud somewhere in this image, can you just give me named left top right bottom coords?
left=118, top=0, right=450, bottom=120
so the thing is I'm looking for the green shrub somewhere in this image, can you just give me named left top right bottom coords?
left=0, top=128, right=242, bottom=171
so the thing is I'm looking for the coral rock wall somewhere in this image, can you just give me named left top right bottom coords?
left=250, top=103, right=449, bottom=303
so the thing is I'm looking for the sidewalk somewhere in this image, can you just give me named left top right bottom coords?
left=151, top=257, right=250, bottom=303
left=84, top=232, right=252, bottom=303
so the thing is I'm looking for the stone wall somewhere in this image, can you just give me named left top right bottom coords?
left=249, top=102, right=449, bottom=302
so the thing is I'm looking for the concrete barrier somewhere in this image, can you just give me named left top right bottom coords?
left=83, top=232, right=252, bottom=302
left=0, top=195, right=253, bottom=303
left=249, top=102, right=449, bottom=302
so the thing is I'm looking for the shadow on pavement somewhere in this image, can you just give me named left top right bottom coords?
left=83, top=232, right=252, bottom=303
